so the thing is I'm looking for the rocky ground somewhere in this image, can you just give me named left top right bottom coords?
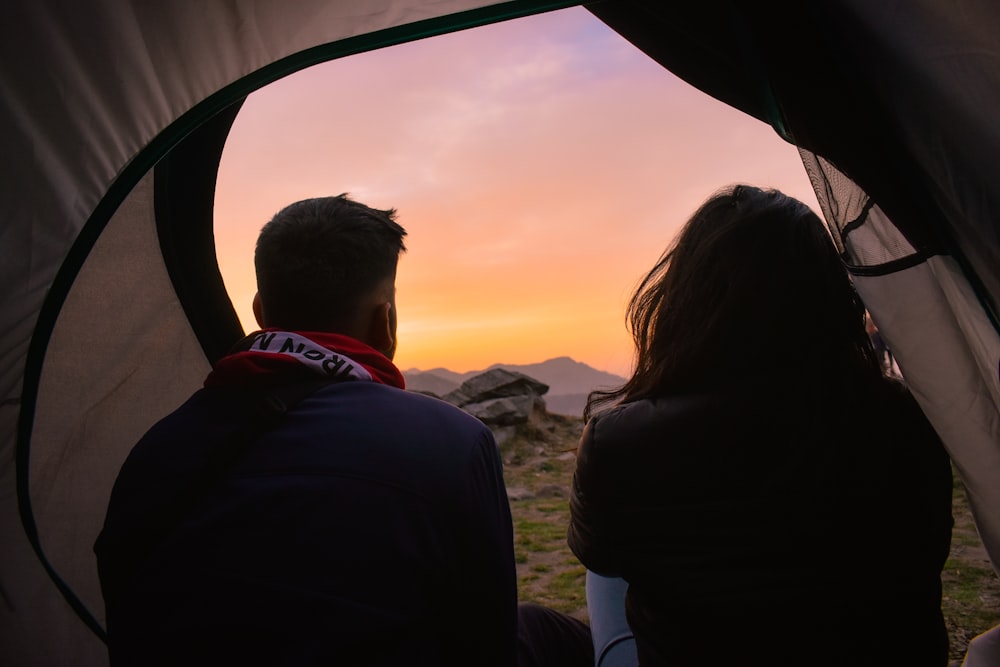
left=499, top=410, right=1000, bottom=664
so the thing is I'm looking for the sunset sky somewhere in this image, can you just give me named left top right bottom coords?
left=213, top=5, right=818, bottom=378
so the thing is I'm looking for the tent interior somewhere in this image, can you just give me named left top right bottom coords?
left=2, top=1, right=998, bottom=665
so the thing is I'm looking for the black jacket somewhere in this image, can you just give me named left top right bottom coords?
left=568, top=373, right=953, bottom=666
left=97, top=378, right=517, bottom=666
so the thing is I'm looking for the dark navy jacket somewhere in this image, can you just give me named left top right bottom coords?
left=96, top=379, right=517, bottom=666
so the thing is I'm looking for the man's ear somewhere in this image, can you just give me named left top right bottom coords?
left=366, top=302, right=396, bottom=359
left=252, top=292, right=265, bottom=328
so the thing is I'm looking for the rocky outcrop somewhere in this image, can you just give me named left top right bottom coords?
left=441, top=368, right=549, bottom=439
left=404, top=358, right=625, bottom=418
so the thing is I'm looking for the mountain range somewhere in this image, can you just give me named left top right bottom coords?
left=402, top=356, right=627, bottom=418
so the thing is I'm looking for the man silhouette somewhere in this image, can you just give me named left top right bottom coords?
left=96, top=195, right=572, bottom=665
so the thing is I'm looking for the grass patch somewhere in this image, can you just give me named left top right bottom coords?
left=944, top=469, right=1000, bottom=660
left=944, top=561, right=995, bottom=604
left=536, top=503, right=565, bottom=514
left=514, top=517, right=570, bottom=544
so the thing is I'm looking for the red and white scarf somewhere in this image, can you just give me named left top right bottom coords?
left=205, top=330, right=406, bottom=390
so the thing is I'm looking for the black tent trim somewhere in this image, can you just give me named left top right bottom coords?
left=845, top=254, right=937, bottom=278
left=15, top=0, right=582, bottom=639
left=841, top=198, right=878, bottom=238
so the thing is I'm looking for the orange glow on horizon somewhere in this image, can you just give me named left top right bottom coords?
left=214, top=7, right=819, bottom=378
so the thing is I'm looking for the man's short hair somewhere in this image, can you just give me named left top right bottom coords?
left=254, top=194, right=407, bottom=331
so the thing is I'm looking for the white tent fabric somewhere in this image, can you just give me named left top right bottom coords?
left=2, top=1, right=999, bottom=665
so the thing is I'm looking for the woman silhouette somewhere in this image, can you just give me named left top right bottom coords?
left=568, top=185, right=953, bottom=666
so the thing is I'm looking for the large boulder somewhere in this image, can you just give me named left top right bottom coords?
left=443, top=368, right=549, bottom=431
left=443, top=368, right=548, bottom=406
left=462, top=395, right=543, bottom=427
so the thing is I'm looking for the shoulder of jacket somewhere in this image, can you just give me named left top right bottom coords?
left=591, top=392, right=716, bottom=429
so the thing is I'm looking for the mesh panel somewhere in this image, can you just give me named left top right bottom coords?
left=799, top=148, right=918, bottom=270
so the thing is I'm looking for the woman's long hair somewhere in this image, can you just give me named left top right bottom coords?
left=585, top=184, right=881, bottom=421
